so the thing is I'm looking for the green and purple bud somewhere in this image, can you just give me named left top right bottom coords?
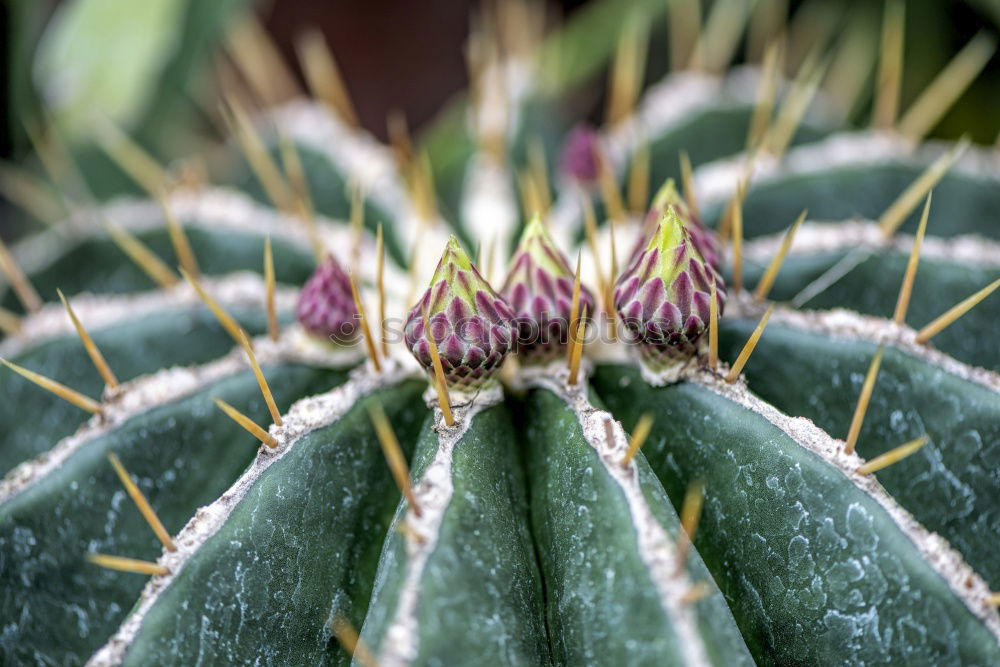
left=501, top=216, right=595, bottom=361
left=404, top=237, right=515, bottom=389
left=632, top=179, right=720, bottom=269
left=614, top=208, right=726, bottom=371
left=296, top=254, right=359, bottom=344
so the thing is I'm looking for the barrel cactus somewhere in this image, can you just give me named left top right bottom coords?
left=2, top=1, right=1000, bottom=665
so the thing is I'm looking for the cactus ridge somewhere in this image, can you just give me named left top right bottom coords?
left=1, top=2, right=1000, bottom=665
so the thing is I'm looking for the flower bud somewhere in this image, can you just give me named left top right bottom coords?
left=296, top=255, right=359, bottom=345
left=559, top=124, right=601, bottom=184
left=501, top=216, right=595, bottom=361
left=404, top=237, right=515, bottom=389
left=614, top=208, right=726, bottom=372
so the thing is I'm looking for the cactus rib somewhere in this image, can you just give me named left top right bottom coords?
left=593, top=364, right=1000, bottom=663
left=360, top=386, right=550, bottom=665
left=519, top=368, right=753, bottom=665
left=88, top=366, right=421, bottom=665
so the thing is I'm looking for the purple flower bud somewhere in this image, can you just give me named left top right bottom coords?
left=404, top=237, right=515, bottom=389
left=501, top=216, right=595, bottom=361
left=296, top=255, right=359, bottom=345
left=614, top=208, right=726, bottom=372
left=559, top=124, right=601, bottom=184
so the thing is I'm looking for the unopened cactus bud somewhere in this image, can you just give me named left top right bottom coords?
left=632, top=179, right=720, bottom=269
left=559, top=124, right=601, bottom=184
left=404, top=237, right=515, bottom=389
left=501, top=216, right=595, bottom=361
left=614, top=208, right=726, bottom=372
left=296, top=254, right=359, bottom=344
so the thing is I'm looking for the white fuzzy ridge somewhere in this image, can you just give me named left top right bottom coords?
left=741, top=220, right=1000, bottom=267
left=696, top=130, right=1000, bottom=208
left=548, top=65, right=833, bottom=239
left=267, top=101, right=408, bottom=222
left=87, top=360, right=412, bottom=666
left=727, top=294, right=1000, bottom=392
left=639, top=351, right=1000, bottom=641
left=518, top=364, right=712, bottom=667
left=0, top=273, right=297, bottom=358
left=0, top=328, right=361, bottom=506
left=3, top=187, right=315, bottom=286
left=376, top=384, right=504, bottom=667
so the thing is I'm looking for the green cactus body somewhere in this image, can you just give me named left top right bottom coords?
left=2, top=2, right=1000, bottom=665
left=718, top=310, right=1000, bottom=590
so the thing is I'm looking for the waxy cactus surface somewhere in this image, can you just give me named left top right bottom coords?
left=1, top=2, right=1000, bottom=666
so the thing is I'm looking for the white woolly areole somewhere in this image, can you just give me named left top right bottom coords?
left=0, top=185, right=404, bottom=317
left=0, top=272, right=297, bottom=358
left=518, top=363, right=713, bottom=667
left=87, top=362, right=414, bottom=666
left=682, top=367, right=1000, bottom=642
left=0, top=330, right=361, bottom=506
left=741, top=220, right=1000, bottom=268
left=376, top=384, right=504, bottom=667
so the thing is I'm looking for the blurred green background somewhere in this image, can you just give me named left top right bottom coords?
left=1, top=0, right=998, bottom=241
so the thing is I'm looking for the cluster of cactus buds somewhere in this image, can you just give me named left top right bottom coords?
left=295, top=182, right=725, bottom=384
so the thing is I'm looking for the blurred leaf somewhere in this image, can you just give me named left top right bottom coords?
left=33, top=0, right=187, bottom=140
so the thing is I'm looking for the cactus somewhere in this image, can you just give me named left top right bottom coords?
left=2, top=2, right=1000, bottom=666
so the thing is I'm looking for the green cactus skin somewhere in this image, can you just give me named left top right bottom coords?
left=521, top=383, right=753, bottom=666
left=232, top=138, right=409, bottom=266
left=2, top=1, right=1000, bottom=665
left=718, top=313, right=1000, bottom=590
left=106, top=377, right=426, bottom=666
left=0, top=359, right=345, bottom=665
left=592, top=364, right=1000, bottom=666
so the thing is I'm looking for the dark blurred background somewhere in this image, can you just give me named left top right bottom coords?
left=1, top=0, right=999, bottom=239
